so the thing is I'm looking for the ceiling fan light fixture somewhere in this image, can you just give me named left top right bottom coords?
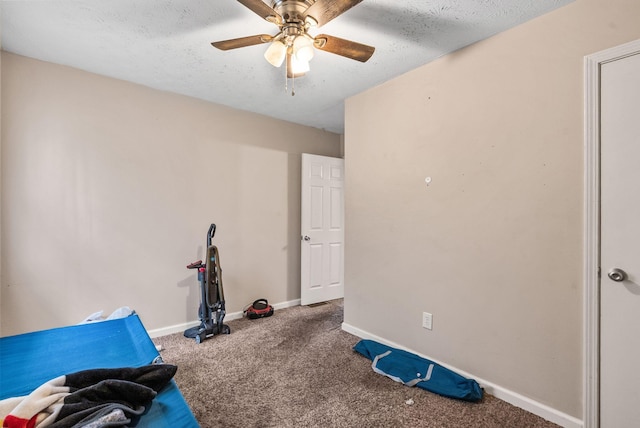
left=293, top=35, right=314, bottom=63
left=290, top=54, right=310, bottom=75
left=264, top=40, right=287, bottom=67
left=212, top=0, right=375, bottom=85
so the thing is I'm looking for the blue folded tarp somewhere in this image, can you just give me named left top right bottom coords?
left=354, top=339, right=483, bottom=402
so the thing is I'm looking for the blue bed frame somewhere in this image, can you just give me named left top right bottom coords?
left=0, top=315, right=199, bottom=427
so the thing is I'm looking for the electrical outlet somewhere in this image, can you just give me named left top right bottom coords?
left=422, top=312, right=433, bottom=330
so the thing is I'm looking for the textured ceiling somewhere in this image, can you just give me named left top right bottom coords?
left=1, top=0, right=573, bottom=133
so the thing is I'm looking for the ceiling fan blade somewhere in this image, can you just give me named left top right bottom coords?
left=303, top=0, right=363, bottom=27
left=237, top=0, right=282, bottom=25
left=211, top=34, right=274, bottom=51
left=314, top=34, right=374, bottom=62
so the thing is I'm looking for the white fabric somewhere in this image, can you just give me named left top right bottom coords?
left=371, top=351, right=435, bottom=387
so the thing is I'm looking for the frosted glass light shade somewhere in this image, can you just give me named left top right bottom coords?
left=291, top=55, right=310, bottom=74
left=293, top=35, right=314, bottom=62
left=264, top=41, right=286, bottom=67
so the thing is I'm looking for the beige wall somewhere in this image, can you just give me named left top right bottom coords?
left=0, top=52, right=340, bottom=336
left=344, top=0, right=640, bottom=419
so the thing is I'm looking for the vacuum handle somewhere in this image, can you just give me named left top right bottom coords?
left=207, top=223, right=216, bottom=247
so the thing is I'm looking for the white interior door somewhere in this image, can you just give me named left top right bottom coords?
left=300, top=154, right=344, bottom=306
left=600, top=51, right=640, bottom=427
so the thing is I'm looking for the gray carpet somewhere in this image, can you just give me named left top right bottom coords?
left=153, top=300, right=559, bottom=427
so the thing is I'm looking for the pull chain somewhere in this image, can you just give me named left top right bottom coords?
left=284, top=60, right=288, bottom=93
left=285, top=76, right=296, bottom=96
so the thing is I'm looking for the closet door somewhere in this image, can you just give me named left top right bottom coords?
left=599, top=51, right=640, bottom=427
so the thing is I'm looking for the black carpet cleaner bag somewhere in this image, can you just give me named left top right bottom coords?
left=245, top=299, right=274, bottom=319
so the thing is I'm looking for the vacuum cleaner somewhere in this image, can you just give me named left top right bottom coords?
left=184, top=224, right=230, bottom=344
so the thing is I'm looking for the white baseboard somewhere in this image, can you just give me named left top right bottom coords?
left=147, top=320, right=201, bottom=338
left=147, top=298, right=301, bottom=339
left=341, top=322, right=583, bottom=428
left=272, top=298, right=301, bottom=310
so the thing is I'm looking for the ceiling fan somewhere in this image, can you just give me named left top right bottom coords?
left=211, top=0, right=375, bottom=79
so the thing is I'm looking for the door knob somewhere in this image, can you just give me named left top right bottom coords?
left=608, top=268, right=627, bottom=282
left=302, top=235, right=311, bottom=242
